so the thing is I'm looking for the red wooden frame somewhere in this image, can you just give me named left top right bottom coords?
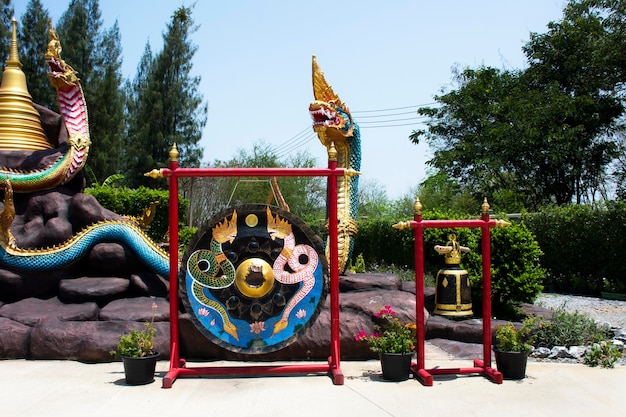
left=400, top=202, right=504, bottom=386
left=159, top=149, right=345, bottom=388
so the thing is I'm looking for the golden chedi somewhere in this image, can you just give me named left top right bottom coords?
left=0, top=18, right=51, bottom=151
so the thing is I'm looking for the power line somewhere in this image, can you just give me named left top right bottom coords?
left=361, top=122, right=424, bottom=129
left=352, top=103, right=436, bottom=113
left=271, top=102, right=435, bottom=157
left=356, top=110, right=419, bottom=118
left=358, top=116, right=427, bottom=124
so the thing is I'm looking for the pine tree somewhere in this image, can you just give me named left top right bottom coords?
left=87, top=21, right=124, bottom=181
left=18, top=0, right=56, bottom=110
left=125, top=6, right=207, bottom=188
left=0, top=0, right=14, bottom=66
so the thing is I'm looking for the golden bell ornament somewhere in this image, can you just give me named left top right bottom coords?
left=433, top=233, right=473, bottom=317
left=0, top=18, right=51, bottom=151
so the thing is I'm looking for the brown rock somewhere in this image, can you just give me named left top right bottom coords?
left=29, top=320, right=170, bottom=362
left=0, top=297, right=98, bottom=326
left=0, top=317, right=31, bottom=358
left=129, top=272, right=168, bottom=297
left=84, top=243, right=144, bottom=275
left=59, top=277, right=130, bottom=305
left=339, top=273, right=403, bottom=292
left=99, top=297, right=169, bottom=321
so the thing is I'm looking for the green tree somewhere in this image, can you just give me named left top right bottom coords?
left=358, top=178, right=392, bottom=219
left=125, top=6, right=207, bottom=188
left=412, top=5, right=623, bottom=210
left=87, top=21, right=124, bottom=181
left=0, top=0, right=13, bottom=66
left=18, top=0, right=56, bottom=110
left=414, top=171, right=481, bottom=214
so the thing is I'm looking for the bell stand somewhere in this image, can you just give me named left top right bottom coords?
left=150, top=144, right=347, bottom=388
left=393, top=198, right=509, bottom=386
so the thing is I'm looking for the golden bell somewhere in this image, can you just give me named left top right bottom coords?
left=0, top=18, right=51, bottom=151
left=433, top=233, right=473, bottom=317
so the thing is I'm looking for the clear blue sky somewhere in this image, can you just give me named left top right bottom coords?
left=14, top=0, right=566, bottom=200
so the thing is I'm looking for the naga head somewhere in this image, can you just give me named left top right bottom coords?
left=45, top=22, right=80, bottom=90
left=309, top=56, right=354, bottom=148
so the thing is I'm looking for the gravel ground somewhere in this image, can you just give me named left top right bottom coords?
left=535, top=293, right=626, bottom=330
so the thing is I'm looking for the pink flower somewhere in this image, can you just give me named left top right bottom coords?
left=198, top=307, right=210, bottom=317
left=355, top=330, right=368, bottom=341
left=250, top=321, right=266, bottom=335
left=295, top=308, right=307, bottom=319
left=376, top=305, right=396, bottom=318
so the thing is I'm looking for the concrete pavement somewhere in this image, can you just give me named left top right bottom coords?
left=2, top=343, right=625, bottom=417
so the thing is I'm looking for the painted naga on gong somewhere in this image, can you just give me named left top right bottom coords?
left=181, top=204, right=328, bottom=354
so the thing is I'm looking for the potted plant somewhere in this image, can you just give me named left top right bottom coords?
left=493, top=316, right=537, bottom=380
left=110, top=300, right=159, bottom=385
left=355, top=305, right=416, bottom=381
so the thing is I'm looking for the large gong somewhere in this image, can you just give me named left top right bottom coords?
left=180, top=204, right=328, bottom=354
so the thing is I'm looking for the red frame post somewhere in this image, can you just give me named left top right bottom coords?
left=403, top=199, right=504, bottom=386
left=160, top=145, right=345, bottom=388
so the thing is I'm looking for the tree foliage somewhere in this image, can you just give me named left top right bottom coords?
left=124, top=6, right=207, bottom=188
left=18, top=0, right=56, bottom=110
left=0, top=0, right=13, bottom=66
left=411, top=0, right=626, bottom=211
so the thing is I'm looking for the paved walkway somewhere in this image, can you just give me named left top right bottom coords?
left=2, top=343, right=625, bottom=417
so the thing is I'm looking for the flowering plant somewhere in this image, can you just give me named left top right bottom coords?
left=355, top=305, right=416, bottom=354
left=110, top=301, right=158, bottom=358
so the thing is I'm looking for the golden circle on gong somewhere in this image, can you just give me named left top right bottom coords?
left=245, top=214, right=259, bottom=227
left=235, top=258, right=275, bottom=298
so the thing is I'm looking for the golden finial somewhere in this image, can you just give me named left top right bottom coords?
left=144, top=169, right=164, bottom=179
left=392, top=221, right=412, bottom=230
left=169, top=143, right=179, bottom=162
left=328, top=141, right=337, bottom=161
left=495, top=219, right=511, bottom=228
left=414, top=197, right=423, bottom=215
left=481, top=197, right=490, bottom=214
left=0, top=18, right=51, bottom=151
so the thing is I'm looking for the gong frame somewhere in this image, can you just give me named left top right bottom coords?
left=160, top=145, right=345, bottom=388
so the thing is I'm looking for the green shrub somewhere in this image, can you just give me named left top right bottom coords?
left=523, top=202, right=626, bottom=295
left=462, top=222, right=545, bottom=314
left=584, top=341, right=623, bottom=368
left=532, top=304, right=611, bottom=348
left=85, top=185, right=189, bottom=243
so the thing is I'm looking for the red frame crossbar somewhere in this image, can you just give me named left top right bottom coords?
left=158, top=147, right=345, bottom=388
left=398, top=200, right=504, bottom=386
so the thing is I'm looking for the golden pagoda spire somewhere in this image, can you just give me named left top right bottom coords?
left=0, top=18, right=51, bottom=151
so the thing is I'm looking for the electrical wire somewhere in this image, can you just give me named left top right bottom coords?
left=271, top=102, right=436, bottom=157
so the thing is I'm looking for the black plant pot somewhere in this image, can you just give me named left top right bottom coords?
left=494, top=350, right=528, bottom=380
left=380, top=352, right=413, bottom=381
left=121, top=353, right=159, bottom=385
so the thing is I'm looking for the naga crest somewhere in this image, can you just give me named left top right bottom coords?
left=309, top=55, right=354, bottom=147
left=45, top=22, right=80, bottom=90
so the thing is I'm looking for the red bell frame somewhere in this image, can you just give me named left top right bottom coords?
left=403, top=202, right=504, bottom=385
left=160, top=148, right=345, bottom=388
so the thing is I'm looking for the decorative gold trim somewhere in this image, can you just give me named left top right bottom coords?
left=169, top=143, right=179, bottom=162
left=413, top=197, right=423, bottom=215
